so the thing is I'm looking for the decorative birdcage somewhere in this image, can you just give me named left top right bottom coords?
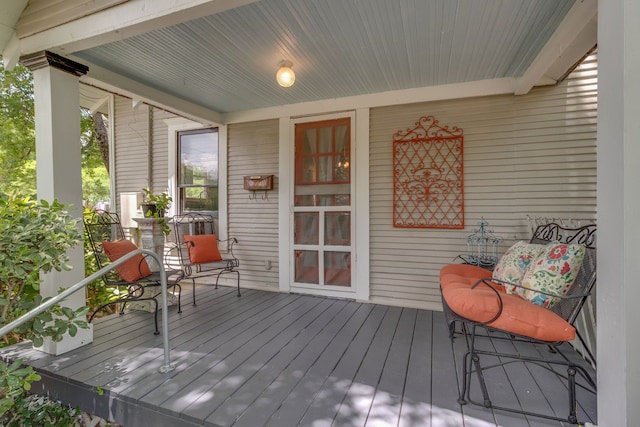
left=464, top=218, right=502, bottom=268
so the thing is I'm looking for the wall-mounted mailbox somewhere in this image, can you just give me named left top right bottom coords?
left=243, top=175, right=274, bottom=191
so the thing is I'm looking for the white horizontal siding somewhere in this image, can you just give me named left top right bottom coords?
left=150, top=108, right=176, bottom=194
left=113, top=95, right=150, bottom=213
left=110, top=56, right=598, bottom=311
left=368, top=54, right=598, bottom=310
left=227, top=120, right=280, bottom=292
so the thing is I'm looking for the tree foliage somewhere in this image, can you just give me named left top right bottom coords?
left=0, top=62, right=110, bottom=206
left=0, top=63, right=36, bottom=194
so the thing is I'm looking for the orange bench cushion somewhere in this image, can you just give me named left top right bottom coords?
left=441, top=264, right=575, bottom=342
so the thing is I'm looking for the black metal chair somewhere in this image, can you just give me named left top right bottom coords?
left=440, top=223, right=597, bottom=425
left=170, top=213, right=240, bottom=305
left=84, top=211, right=182, bottom=335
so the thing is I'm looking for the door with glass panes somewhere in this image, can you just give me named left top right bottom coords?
left=292, top=117, right=353, bottom=294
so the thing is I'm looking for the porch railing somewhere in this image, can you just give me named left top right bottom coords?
left=0, top=249, right=175, bottom=373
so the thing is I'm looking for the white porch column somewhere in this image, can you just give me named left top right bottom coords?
left=597, top=1, right=640, bottom=425
left=22, top=51, right=93, bottom=355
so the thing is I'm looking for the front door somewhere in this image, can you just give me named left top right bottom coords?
left=291, top=117, right=354, bottom=296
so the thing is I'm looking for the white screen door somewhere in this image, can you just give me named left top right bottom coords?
left=292, top=117, right=354, bottom=295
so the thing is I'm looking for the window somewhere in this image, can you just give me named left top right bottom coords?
left=178, top=128, right=218, bottom=213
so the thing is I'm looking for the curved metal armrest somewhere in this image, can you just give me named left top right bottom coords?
left=219, top=237, right=239, bottom=259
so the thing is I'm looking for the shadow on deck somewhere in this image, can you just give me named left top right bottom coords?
left=0, top=285, right=596, bottom=427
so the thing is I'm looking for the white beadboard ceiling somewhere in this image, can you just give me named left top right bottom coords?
left=21, top=0, right=595, bottom=116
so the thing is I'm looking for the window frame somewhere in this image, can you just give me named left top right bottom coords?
left=166, top=118, right=228, bottom=243
left=177, top=127, right=219, bottom=213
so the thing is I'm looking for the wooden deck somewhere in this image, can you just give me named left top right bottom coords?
left=0, top=285, right=596, bottom=427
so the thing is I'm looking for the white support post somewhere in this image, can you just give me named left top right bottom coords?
left=23, top=51, right=93, bottom=355
left=597, top=0, right=640, bottom=425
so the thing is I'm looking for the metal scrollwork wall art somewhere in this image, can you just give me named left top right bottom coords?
left=393, top=115, right=464, bottom=228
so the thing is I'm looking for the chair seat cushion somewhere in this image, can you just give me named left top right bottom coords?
left=441, top=264, right=575, bottom=342
left=184, top=234, right=222, bottom=263
left=102, top=239, right=152, bottom=282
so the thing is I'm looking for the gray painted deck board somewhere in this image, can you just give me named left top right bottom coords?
left=333, top=306, right=403, bottom=426
left=296, top=304, right=389, bottom=426
left=365, top=308, right=416, bottom=426
left=209, top=300, right=362, bottom=426
left=237, top=302, right=376, bottom=427
left=0, top=285, right=596, bottom=427
left=188, top=298, right=344, bottom=422
left=398, top=310, right=432, bottom=427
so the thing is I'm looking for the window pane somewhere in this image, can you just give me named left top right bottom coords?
left=178, top=129, right=218, bottom=214
left=334, top=195, right=350, bottom=206
left=181, top=186, right=218, bottom=212
left=325, top=252, right=350, bottom=286
left=294, top=184, right=351, bottom=206
left=179, top=130, right=218, bottom=187
left=318, top=127, right=332, bottom=153
left=295, top=250, right=318, bottom=284
left=303, top=130, right=316, bottom=153
left=294, top=212, right=318, bottom=244
left=318, top=156, right=332, bottom=182
left=334, top=154, right=349, bottom=182
left=302, top=157, right=316, bottom=183
left=325, top=212, right=350, bottom=245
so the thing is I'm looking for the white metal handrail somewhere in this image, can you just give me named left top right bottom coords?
left=0, top=249, right=175, bottom=373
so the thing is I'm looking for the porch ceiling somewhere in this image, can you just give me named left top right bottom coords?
left=4, top=0, right=597, bottom=121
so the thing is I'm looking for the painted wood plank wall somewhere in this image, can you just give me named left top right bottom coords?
left=111, top=55, right=597, bottom=310
left=113, top=95, right=150, bottom=213
left=150, top=108, right=174, bottom=194
left=367, top=54, right=597, bottom=310
left=16, top=0, right=127, bottom=38
left=227, top=119, right=280, bottom=292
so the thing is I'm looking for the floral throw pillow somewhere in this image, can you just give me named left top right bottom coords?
left=518, top=243, right=586, bottom=308
left=492, top=241, right=546, bottom=293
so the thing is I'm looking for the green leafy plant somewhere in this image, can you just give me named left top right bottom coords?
left=0, top=193, right=90, bottom=418
left=141, top=188, right=172, bottom=235
left=0, top=359, right=41, bottom=416
left=0, top=391, right=81, bottom=427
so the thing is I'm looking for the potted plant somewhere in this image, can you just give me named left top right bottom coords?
left=140, top=188, right=172, bottom=235
left=141, top=188, right=172, bottom=218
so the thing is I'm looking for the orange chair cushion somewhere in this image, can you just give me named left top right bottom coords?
left=102, top=239, right=152, bottom=282
left=184, top=234, right=222, bottom=263
left=440, top=264, right=496, bottom=286
left=441, top=264, right=575, bottom=342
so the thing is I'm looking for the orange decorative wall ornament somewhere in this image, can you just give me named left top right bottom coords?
left=393, top=116, right=464, bottom=228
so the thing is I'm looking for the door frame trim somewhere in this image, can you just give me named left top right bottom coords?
left=278, top=110, right=370, bottom=301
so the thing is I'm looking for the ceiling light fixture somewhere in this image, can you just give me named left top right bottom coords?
left=276, top=60, right=295, bottom=87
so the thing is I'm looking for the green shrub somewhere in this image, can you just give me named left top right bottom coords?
left=0, top=194, right=88, bottom=347
left=0, top=194, right=89, bottom=418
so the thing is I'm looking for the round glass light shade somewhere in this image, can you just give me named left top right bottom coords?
left=276, top=63, right=295, bottom=87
